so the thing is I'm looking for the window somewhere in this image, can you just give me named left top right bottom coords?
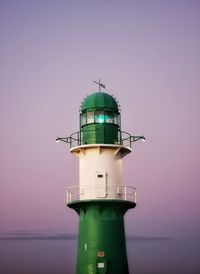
left=87, top=111, right=94, bottom=124
left=114, top=114, right=119, bottom=125
left=81, top=113, right=86, bottom=126
left=105, top=112, right=113, bottom=123
left=95, top=111, right=104, bottom=123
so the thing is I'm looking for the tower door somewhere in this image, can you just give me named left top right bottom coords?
left=95, top=171, right=107, bottom=198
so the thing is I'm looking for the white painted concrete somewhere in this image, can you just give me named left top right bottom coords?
left=70, top=145, right=131, bottom=200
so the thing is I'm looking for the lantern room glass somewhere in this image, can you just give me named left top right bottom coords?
left=81, top=113, right=86, bottom=126
left=95, top=111, right=105, bottom=123
left=81, top=111, right=120, bottom=126
left=87, top=111, right=94, bottom=124
left=105, top=111, right=113, bottom=123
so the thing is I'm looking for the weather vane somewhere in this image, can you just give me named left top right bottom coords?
left=93, top=78, right=105, bottom=92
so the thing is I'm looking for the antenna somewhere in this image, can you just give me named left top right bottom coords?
left=93, top=78, right=105, bottom=92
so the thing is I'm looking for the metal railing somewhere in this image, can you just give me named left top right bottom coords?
left=66, top=184, right=136, bottom=204
left=56, top=130, right=145, bottom=149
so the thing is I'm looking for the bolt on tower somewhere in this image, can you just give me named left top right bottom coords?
left=57, top=83, right=145, bottom=274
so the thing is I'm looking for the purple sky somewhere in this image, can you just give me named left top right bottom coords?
left=0, top=0, right=200, bottom=268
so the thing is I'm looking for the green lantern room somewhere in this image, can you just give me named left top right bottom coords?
left=80, top=92, right=121, bottom=145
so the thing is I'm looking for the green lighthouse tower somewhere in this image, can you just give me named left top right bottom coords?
left=57, top=82, right=145, bottom=274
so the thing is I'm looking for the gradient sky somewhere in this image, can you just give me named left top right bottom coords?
left=0, top=0, right=200, bottom=272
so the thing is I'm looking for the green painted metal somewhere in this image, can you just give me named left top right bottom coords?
left=81, top=92, right=119, bottom=112
left=80, top=92, right=120, bottom=145
left=82, top=124, right=119, bottom=145
left=68, top=200, right=136, bottom=274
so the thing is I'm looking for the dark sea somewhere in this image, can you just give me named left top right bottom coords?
left=0, top=233, right=199, bottom=274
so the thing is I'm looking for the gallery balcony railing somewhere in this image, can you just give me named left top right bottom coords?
left=56, top=130, right=145, bottom=149
left=66, top=184, right=136, bottom=204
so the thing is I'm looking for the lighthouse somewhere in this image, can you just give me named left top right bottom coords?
left=56, top=81, right=145, bottom=274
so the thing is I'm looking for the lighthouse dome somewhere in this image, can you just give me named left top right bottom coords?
left=81, top=92, right=119, bottom=112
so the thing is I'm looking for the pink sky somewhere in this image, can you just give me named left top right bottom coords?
left=1, top=0, right=200, bottom=251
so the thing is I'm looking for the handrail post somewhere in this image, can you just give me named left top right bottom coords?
left=67, top=189, right=69, bottom=203
left=70, top=136, right=72, bottom=148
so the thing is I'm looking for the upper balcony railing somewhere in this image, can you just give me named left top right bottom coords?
left=66, top=184, right=136, bottom=204
left=56, top=130, right=145, bottom=149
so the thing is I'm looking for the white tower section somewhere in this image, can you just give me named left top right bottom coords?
left=68, top=144, right=135, bottom=202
